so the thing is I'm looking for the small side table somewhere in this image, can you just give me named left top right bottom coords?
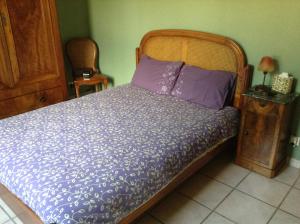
left=235, top=89, right=298, bottom=177
left=74, top=74, right=108, bottom=98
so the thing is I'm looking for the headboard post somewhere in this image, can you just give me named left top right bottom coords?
left=236, top=65, right=252, bottom=108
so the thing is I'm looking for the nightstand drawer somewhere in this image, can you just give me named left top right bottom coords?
left=245, top=98, right=279, bottom=117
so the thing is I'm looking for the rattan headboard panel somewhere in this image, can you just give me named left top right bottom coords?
left=143, top=36, right=237, bottom=72
left=137, top=29, right=250, bottom=109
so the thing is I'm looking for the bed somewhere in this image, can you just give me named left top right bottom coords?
left=0, top=29, right=251, bottom=224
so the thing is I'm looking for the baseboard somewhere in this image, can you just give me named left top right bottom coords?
left=289, top=157, right=300, bottom=168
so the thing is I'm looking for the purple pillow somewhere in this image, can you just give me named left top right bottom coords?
left=171, top=65, right=236, bottom=109
left=131, top=55, right=183, bottom=95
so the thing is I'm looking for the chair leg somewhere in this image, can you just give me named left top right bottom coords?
left=75, top=84, right=80, bottom=98
left=95, top=84, right=100, bottom=92
left=103, top=79, right=108, bottom=89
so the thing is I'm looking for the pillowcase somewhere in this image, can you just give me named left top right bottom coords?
left=171, top=65, right=236, bottom=110
left=131, top=55, right=183, bottom=95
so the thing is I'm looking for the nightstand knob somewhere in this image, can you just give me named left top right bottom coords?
left=244, top=130, right=249, bottom=136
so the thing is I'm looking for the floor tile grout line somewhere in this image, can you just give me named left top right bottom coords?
left=0, top=196, right=22, bottom=224
left=214, top=211, right=239, bottom=224
left=203, top=165, right=300, bottom=188
left=234, top=188, right=281, bottom=208
left=3, top=218, right=17, bottom=224
left=148, top=163, right=237, bottom=224
left=204, top=169, right=253, bottom=224
left=205, top=166, right=299, bottom=211
left=273, top=167, right=300, bottom=186
left=198, top=208, right=214, bottom=224
left=152, top=180, right=233, bottom=224
left=177, top=190, right=238, bottom=224
left=11, top=216, right=17, bottom=224
left=232, top=170, right=292, bottom=223
left=0, top=204, right=15, bottom=223
left=203, top=168, right=251, bottom=190
left=213, top=169, right=252, bottom=208
left=150, top=166, right=299, bottom=224
left=293, top=172, right=300, bottom=190
left=272, top=178, right=297, bottom=187
left=277, top=208, right=300, bottom=220
left=200, top=169, right=252, bottom=189
left=200, top=168, right=252, bottom=224
left=172, top=191, right=214, bottom=224
left=266, top=172, right=300, bottom=224
left=194, top=166, right=255, bottom=223
left=266, top=190, right=291, bottom=223
left=145, top=163, right=299, bottom=223
left=278, top=208, right=300, bottom=220
left=180, top=160, right=262, bottom=222
left=177, top=191, right=214, bottom=211
left=177, top=181, right=231, bottom=208
left=273, top=165, right=300, bottom=186
left=147, top=212, right=165, bottom=224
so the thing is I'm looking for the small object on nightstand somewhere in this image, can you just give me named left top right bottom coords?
left=235, top=89, right=298, bottom=178
left=254, top=56, right=275, bottom=93
left=272, top=72, right=294, bottom=94
left=82, top=70, right=93, bottom=80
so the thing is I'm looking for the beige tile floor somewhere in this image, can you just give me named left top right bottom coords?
left=0, top=186, right=42, bottom=224
left=1, top=152, right=299, bottom=224
left=135, top=153, right=300, bottom=224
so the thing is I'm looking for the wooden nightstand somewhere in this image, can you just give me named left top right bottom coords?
left=236, top=89, right=298, bottom=177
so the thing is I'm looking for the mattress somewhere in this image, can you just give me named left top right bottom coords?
left=0, top=85, right=239, bottom=223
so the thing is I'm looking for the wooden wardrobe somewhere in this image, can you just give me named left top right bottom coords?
left=0, top=0, right=67, bottom=119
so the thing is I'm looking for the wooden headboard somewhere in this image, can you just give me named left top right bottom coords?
left=136, top=29, right=251, bottom=109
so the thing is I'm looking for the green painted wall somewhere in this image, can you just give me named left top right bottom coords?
left=85, top=0, right=300, bottom=159
left=56, top=0, right=90, bottom=43
left=56, top=0, right=91, bottom=93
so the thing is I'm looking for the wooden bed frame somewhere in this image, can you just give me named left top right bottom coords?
left=120, top=29, right=251, bottom=223
left=1, top=29, right=251, bottom=224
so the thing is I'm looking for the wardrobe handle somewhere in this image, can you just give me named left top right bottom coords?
left=39, top=96, right=47, bottom=103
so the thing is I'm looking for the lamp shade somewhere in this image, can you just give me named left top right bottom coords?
left=258, top=56, right=275, bottom=73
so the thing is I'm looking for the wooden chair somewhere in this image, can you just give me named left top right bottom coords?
left=66, top=37, right=108, bottom=97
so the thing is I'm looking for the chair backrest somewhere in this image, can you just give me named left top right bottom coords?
left=66, top=38, right=99, bottom=75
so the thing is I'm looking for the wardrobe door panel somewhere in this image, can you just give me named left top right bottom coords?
left=0, top=0, right=67, bottom=119
left=0, top=0, right=19, bottom=88
left=6, top=0, right=58, bottom=83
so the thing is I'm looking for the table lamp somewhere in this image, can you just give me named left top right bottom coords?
left=255, top=56, right=275, bottom=92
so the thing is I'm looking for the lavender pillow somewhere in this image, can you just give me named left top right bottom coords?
left=131, top=55, right=183, bottom=95
left=171, top=65, right=236, bottom=110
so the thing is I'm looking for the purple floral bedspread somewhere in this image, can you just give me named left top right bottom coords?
left=0, top=85, right=239, bottom=224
